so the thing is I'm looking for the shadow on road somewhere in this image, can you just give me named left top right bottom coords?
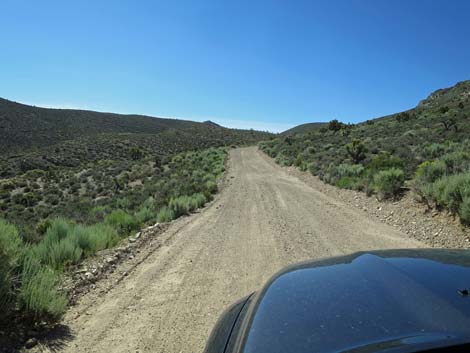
left=0, top=324, right=74, bottom=353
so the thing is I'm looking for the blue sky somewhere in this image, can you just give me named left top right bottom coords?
left=1, top=0, right=469, bottom=132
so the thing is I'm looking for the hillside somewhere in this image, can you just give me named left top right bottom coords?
left=260, top=80, right=470, bottom=224
left=0, top=98, right=271, bottom=154
left=281, top=122, right=327, bottom=135
left=0, top=98, right=273, bottom=238
left=0, top=98, right=275, bottom=327
left=0, top=98, right=273, bottom=177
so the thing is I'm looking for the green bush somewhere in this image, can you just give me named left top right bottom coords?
left=0, top=219, right=23, bottom=312
left=168, top=196, right=195, bottom=217
left=336, top=177, right=361, bottom=190
left=460, top=197, right=470, bottom=224
left=193, top=193, right=208, bottom=208
left=414, top=160, right=446, bottom=186
left=428, top=173, right=470, bottom=215
left=373, top=168, right=405, bottom=199
left=19, top=255, right=67, bottom=321
left=36, top=218, right=52, bottom=235
left=156, top=206, right=176, bottom=223
left=90, top=205, right=109, bottom=221
left=135, top=206, right=154, bottom=224
left=31, top=219, right=119, bottom=269
left=367, top=153, right=404, bottom=175
left=345, top=140, right=367, bottom=163
left=105, top=210, right=138, bottom=235
left=326, top=163, right=365, bottom=189
left=205, top=180, right=218, bottom=194
left=423, top=143, right=446, bottom=159
left=83, top=223, right=119, bottom=253
left=441, top=151, right=470, bottom=175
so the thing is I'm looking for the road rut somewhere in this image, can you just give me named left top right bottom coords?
left=57, top=147, right=424, bottom=353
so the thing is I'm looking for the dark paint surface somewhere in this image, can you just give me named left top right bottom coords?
left=241, top=250, right=470, bottom=353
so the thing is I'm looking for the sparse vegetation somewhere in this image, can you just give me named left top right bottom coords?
left=0, top=101, right=235, bottom=327
left=260, top=80, right=470, bottom=221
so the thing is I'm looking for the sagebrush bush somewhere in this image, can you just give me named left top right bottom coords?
left=373, top=168, right=405, bottom=199
left=205, top=180, right=218, bottom=194
left=325, top=163, right=365, bottom=190
left=427, top=173, right=470, bottom=216
left=441, top=151, right=470, bottom=175
left=105, top=210, right=138, bottom=235
left=31, top=219, right=119, bottom=269
left=414, top=160, right=446, bottom=193
left=460, top=197, right=470, bottom=224
left=366, top=153, right=404, bottom=175
left=0, top=219, right=23, bottom=312
left=19, top=255, right=67, bottom=321
left=156, top=206, right=176, bottom=223
left=135, top=207, right=154, bottom=224
left=84, top=223, right=119, bottom=253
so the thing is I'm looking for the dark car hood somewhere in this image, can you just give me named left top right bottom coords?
left=238, top=249, right=470, bottom=353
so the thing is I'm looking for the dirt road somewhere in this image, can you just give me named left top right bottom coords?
left=57, top=147, right=424, bottom=353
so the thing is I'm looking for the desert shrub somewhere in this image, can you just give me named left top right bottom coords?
left=337, top=164, right=365, bottom=178
left=0, top=220, right=23, bottom=312
left=366, top=153, right=404, bottom=175
left=168, top=196, right=192, bottom=217
left=336, top=177, right=361, bottom=190
left=325, top=163, right=365, bottom=189
left=32, top=235, right=82, bottom=269
left=428, top=173, right=470, bottom=215
left=31, top=219, right=119, bottom=269
left=42, top=218, right=71, bottom=246
left=373, top=168, right=405, bottom=199
left=142, top=196, right=157, bottom=210
left=441, top=151, right=470, bottom=175
left=306, top=162, right=317, bottom=175
left=423, top=143, right=446, bottom=159
left=460, top=197, right=470, bottom=224
left=90, top=205, right=109, bottom=221
left=0, top=181, right=16, bottom=192
left=414, top=160, right=446, bottom=186
left=328, top=119, right=344, bottom=132
left=36, top=218, right=52, bottom=236
left=19, top=255, right=67, bottom=321
left=52, top=236, right=82, bottom=267
left=166, top=193, right=208, bottom=219
left=135, top=206, right=154, bottom=224
left=275, top=155, right=293, bottom=167
left=193, top=193, right=207, bottom=208
left=345, top=140, right=367, bottom=163
left=116, top=197, right=131, bottom=210
left=205, top=180, right=218, bottom=194
left=83, top=223, right=119, bottom=253
left=105, top=210, right=138, bottom=235
left=156, top=206, right=176, bottom=223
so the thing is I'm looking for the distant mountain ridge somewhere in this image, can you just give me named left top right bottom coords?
left=282, top=80, right=470, bottom=135
left=281, top=122, right=327, bottom=135
left=0, top=98, right=270, bottom=154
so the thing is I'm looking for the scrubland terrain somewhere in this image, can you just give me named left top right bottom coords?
left=0, top=99, right=271, bottom=348
left=1, top=80, right=469, bottom=352
left=25, top=147, right=426, bottom=353
left=261, top=80, right=470, bottom=226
